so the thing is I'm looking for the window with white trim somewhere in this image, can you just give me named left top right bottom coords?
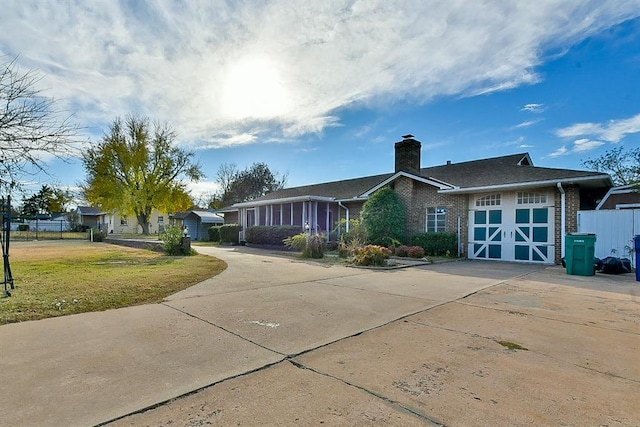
left=475, top=194, right=501, bottom=207
left=517, top=192, right=547, bottom=204
left=120, top=216, right=128, bottom=226
left=426, top=206, right=447, bottom=233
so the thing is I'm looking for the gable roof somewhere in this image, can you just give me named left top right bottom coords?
left=228, top=152, right=612, bottom=208
left=171, top=210, right=224, bottom=223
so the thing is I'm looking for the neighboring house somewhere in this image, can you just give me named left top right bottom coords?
left=77, top=206, right=168, bottom=234
left=595, top=184, right=640, bottom=210
left=220, top=135, right=612, bottom=264
left=76, top=206, right=106, bottom=230
left=105, top=208, right=168, bottom=234
left=170, top=210, right=224, bottom=241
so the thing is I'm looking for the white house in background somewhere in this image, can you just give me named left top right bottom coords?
left=77, top=206, right=168, bottom=234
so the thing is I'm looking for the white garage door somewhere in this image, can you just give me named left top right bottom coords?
left=469, top=191, right=555, bottom=263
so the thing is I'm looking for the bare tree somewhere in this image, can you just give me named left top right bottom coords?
left=582, top=146, right=640, bottom=185
left=0, top=57, right=80, bottom=189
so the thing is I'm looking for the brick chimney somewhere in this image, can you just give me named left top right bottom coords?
left=394, top=134, right=421, bottom=174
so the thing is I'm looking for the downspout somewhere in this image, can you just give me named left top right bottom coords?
left=338, top=202, right=350, bottom=233
left=557, top=182, right=566, bottom=259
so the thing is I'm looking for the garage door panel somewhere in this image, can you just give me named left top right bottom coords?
left=470, top=192, right=554, bottom=264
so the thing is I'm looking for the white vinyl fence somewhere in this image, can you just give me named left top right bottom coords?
left=577, top=209, right=640, bottom=266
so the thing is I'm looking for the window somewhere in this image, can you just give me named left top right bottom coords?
left=426, top=206, right=447, bottom=232
left=517, top=192, right=547, bottom=204
left=120, top=216, right=128, bottom=226
left=157, top=216, right=164, bottom=224
left=475, top=194, right=501, bottom=207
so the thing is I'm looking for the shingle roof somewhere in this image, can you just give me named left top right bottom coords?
left=423, top=153, right=607, bottom=189
left=233, top=152, right=611, bottom=206
left=255, top=173, right=393, bottom=202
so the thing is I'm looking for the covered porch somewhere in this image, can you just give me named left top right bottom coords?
left=234, top=196, right=360, bottom=242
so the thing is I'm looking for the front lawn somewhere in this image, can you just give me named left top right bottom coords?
left=0, top=240, right=226, bottom=324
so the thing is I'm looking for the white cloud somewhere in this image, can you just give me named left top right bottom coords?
left=573, top=138, right=604, bottom=152
left=548, top=146, right=569, bottom=158
left=555, top=113, right=640, bottom=143
left=511, top=119, right=541, bottom=129
left=1, top=1, right=638, bottom=149
left=521, top=103, right=545, bottom=113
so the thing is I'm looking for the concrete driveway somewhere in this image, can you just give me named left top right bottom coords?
left=1, top=246, right=638, bottom=426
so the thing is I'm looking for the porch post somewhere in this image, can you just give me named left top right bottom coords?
left=326, top=202, right=330, bottom=241
left=256, top=206, right=260, bottom=226
left=302, top=202, right=306, bottom=231
left=314, top=201, right=318, bottom=234
left=280, top=204, right=283, bottom=225
left=269, top=205, right=273, bottom=226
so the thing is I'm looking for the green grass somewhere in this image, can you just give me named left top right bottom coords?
left=497, top=340, right=529, bottom=351
left=0, top=240, right=226, bottom=324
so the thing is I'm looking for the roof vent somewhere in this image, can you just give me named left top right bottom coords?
left=446, top=160, right=451, bottom=165
left=402, top=134, right=414, bottom=140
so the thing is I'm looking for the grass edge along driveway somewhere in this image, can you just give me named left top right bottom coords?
left=0, top=240, right=226, bottom=324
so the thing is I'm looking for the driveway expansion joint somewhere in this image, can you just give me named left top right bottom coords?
left=161, top=302, right=287, bottom=357
left=287, top=358, right=446, bottom=426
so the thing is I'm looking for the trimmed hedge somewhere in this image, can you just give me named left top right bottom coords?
left=220, top=224, right=242, bottom=243
left=208, top=226, right=221, bottom=242
left=246, top=225, right=302, bottom=245
left=410, top=232, right=457, bottom=257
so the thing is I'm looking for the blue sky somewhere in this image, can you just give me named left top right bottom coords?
left=1, top=1, right=640, bottom=202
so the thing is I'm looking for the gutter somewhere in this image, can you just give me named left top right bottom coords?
left=557, top=182, right=566, bottom=259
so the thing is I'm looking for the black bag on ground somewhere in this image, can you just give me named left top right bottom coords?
left=600, top=256, right=631, bottom=274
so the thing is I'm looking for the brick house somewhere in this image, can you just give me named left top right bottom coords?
left=220, top=135, right=612, bottom=264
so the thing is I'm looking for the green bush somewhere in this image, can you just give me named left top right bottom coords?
left=394, top=245, right=425, bottom=258
left=283, top=233, right=326, bottom=258
left=352, top=245, right=392, bottom=266
left=360, top=187, right=406, bottom=246
left=220, top=224, right=242, bottom=244
left=161, top=225, right=190, bottom=255
left=208, top=226, right=220, bottom=242
left=246, top=225, right=301, bottom=245
left=410, top=232, right=457, bottom=257
left=91, top=227, right=107, bottom=242
left=333, top=218, right=368, bottom=245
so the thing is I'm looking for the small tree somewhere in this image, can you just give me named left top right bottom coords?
left=161, top=225, right=191, bottom=255
left=82, top=115, right=203, bottom=234
left=582, top=146, right=640, bottom=185
left=213, top=162, right=287, bottom=207
left=360, top=186, right=406, bottom=246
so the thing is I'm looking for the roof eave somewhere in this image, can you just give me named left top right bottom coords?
left=438, top=174, right=613, bottom=195
left=232, top=195, right=337, bottom=208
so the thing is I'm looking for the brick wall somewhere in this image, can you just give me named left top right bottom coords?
left=393, top=177, right=468, bottom=248
left=553, top=184, right=580, bottom=263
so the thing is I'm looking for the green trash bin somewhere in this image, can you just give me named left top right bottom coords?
left=565, top=233, right=596, bottom=276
